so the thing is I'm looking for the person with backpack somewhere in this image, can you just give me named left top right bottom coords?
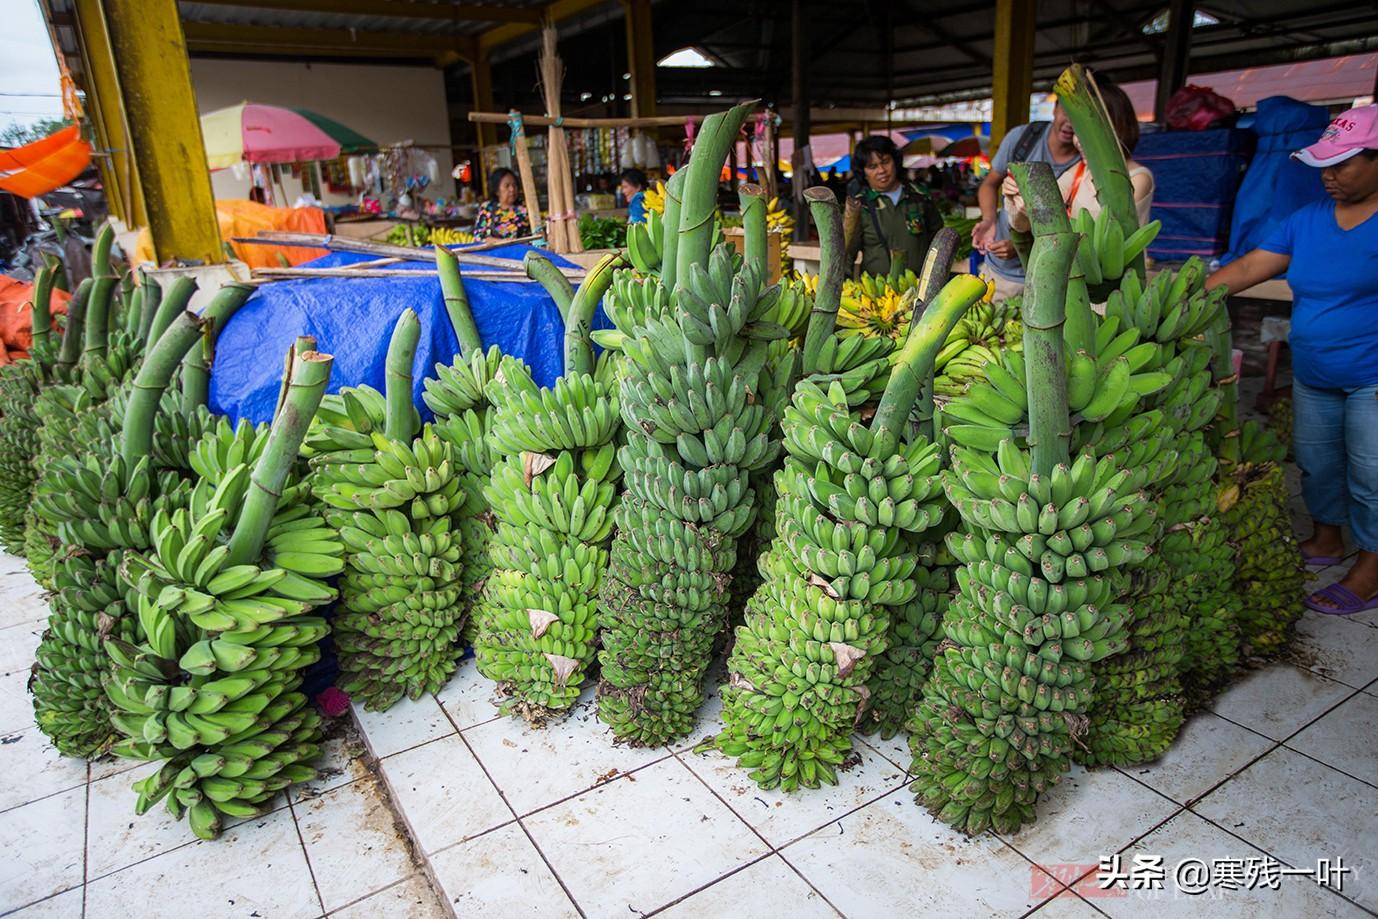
left=972, top=102, right=1081, bottom=300
left=845, top=135, right=944, bottom=278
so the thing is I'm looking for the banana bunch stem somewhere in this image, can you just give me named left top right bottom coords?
left=659, top=169, right=686, bottom=292
left=146, top=277, right=197, bottom=360
left=674, top=102, right=758, bottom=294
left=180, top=285, right=254, bottom=419
left=29, top=265, right=56, bottom=357
left=1206, top=310, right=1240, bottom=465
left=135, top=269, right=161, bottom=349
left=739, top=184, right=768, bottom=270
left=1009, top=162, right=1075, bottom=476
left=524, top=251, right=575, bottom=321
left=83, top=226, right=117, bottom=367
left=1054, top=64, right=1142, bottom=277
left=122, top=312, right=206, bottom=468
left=564, top=253, right=622, bottom=378
left=384, top=310, right=422, bottom=442
left=435, top=246, right=484, bottom=356
left=55, top=279, right=92, bottom=375
left=911, top=227, right=960, bottom=440
left=801, top=187, right=844, bottom=376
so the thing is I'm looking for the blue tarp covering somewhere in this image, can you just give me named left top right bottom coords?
left=1135, top=127, right=1254, bottom=262
left=1222, top=96, right=1331, bottom=265
left=209, top=243, right=606, bottom=424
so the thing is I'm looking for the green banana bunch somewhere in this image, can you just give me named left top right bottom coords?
left=423, top=343, right=505, bottom=637
left=624, top=208, right=667, bottom=275
left=108, top=352, right=340, bottom=840
left=596, top=244, right=786, bottom=745
left=309, top=311, right=466, bottom=710
left=471, top=358, right=621, bottom=718
left=931, top=297, right=1024, bottom=399
left=908, top=438, right=1147, bottom=833
left=1071, top=207, right=1162, bottom=301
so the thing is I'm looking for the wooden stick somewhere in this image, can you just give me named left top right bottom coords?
left=331, top=234, right=543, bottom=271
left=506, top=111, right=545, bottom=244
left=469, top=111, right=777, bottom=129
left=229, top=232, right=536, bottom=271
left=250, top=266, right=584, bottom=281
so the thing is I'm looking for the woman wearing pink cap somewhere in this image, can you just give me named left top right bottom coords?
left=1207, top=104, right=1378, bottom=616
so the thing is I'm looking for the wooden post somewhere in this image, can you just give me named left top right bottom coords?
left=507, top=112, right=544, bottom=241
left=72, top=0, right=146, bottom=229
left=991, top=0, right=1037, bottom=151
left=1154, top=0, right=1194, bottom=123
left=622, top=0, right=656, bottom=119
left=101, top=0, right=222, bottom=263
left=790, top=0, right=811, bottom=203
left=471, top=54, right=495, bottom=198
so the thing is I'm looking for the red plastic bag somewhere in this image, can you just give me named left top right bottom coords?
left=1165, top=85, right=1237, bottom=131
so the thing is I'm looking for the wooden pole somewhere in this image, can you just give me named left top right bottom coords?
left=623, top=0, right=656, bottom=119
left=790, top=0, right=811, bottom=208
left=471, top=54, right=495, bottom=199
left=507, top=111, right=545, bottom=242
left=1154, top=0, right=1194, bottom=123
left=991, top=0, right=1037, bottom=151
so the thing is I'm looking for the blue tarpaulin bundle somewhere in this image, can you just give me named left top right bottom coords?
left=209, top=243, right=607, bottom=424
left=1223, top=96, right=1330, bottom=265
left=1135, top=127, right=1254, bottom=262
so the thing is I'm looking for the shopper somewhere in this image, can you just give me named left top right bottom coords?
left=845, top=135, right=944, bottom=277
left=620, top=168, right=648, bottom=224
left=1003, top=79, right=1155, bottom=232
left=473, top=167, right=532, bottom=240
left=973, top=102, right=1081, bottom=299
left=1205, top=104, right=1378, bottom=615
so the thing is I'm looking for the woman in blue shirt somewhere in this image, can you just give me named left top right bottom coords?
left=1206, top=104, right=1378, bottom=615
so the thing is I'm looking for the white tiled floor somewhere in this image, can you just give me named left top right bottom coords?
left=6, top=465, right=1378, bottom=919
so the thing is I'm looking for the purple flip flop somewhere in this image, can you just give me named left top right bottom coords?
left=1304, top=583, right=1378, bottom=616
left=1304, top=554, right=1344, bottom=567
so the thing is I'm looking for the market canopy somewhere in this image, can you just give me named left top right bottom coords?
left=200, top=102, right=377, bottom=170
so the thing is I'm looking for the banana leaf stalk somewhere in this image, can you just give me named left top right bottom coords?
left=55, top=279, right=92, bottom=374
left=801, top=187, right=844, bottom=375
left=226, top=349, right=334, bottom=566
left=384, top=310, right=422, bottom=441
left=739, top=184, right=768, bottom=269
left=1054, top=64, right=1142, bottom=275
left=121, top=312, right=206, bottom=468
left=436, top=246, right=483, bottom=355
left=1009, top=162, right=1076, bottom=476
left=564, top=253, right=622, bottom=377
left=180, top=285, right=254, bottom=418
left=524, top=251, right=575, bottom=320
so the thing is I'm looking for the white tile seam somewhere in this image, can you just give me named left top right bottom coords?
left=81, top=762, right=90, bottom=919
left=1277, top=741, right=1378, bottom=793
left=637, top=851, right=785, bottom=919
left=285, top=795, right=328, bottom=917
left=0, top=883, right=85, bottom=917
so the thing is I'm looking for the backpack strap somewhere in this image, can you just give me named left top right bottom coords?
left=1009, top=121, right=1050, bottom=165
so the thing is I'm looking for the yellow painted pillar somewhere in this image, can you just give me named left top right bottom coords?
left=101, top=0, right=222, bottom=264
left=72, top=0, right=145, bottom=228
left=623, top=0, right=656, bottom=119
left=991, top=0, right=1036, bottom=151
left=471, top=54, right=495, bottom=198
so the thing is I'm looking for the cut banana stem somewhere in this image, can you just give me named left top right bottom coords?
left=435, top=246, right=483, bottom=356
left=55, top=278, right=92, bottom=374
left=564, top=253, right=621, bottom=378
left=674, top=101, right=757, bottom=294
left=801, top=187, right=845, bottom=376
left=659, top=168, right=686, bottom=292
left=739, top=183, right=768, bottom=271
left=524, top=251, right=575, bottom=321
left=146, top=276, right=198, bottom=359
left=383, top=309, right=422, bottom=442
left=29, top=265, right=56, bottom=355
left=122, top=312, right=206, bottom=468
left=181, top=284, right=254, bottom=418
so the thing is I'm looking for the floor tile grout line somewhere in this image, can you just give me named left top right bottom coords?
left=456, top=727, right=589, bottom=919
left=636, top=851, right=791, bottom=919
left=323, top=871, right=433, bottom=915
left=81, top=762, right=90, bottom=919
left=506, top=748, right=677, bottom=822
left=1276, top=741, right=1378, bottom=793
left=771, top=848, right=851, bottom=919
left=286, top=794, right=329, bottom=917
left=0, top=882, right=86, bottom=917
left=0, top=774, right=93, bottom=818
left=1176, top=805, right=1378, bottom=917
left=668, top=748, right=778, bottom=852
left=1111, top=733, right=1283, bottom=811
left=1001, top=838, right=1081, bottom=919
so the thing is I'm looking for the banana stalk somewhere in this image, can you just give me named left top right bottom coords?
left=801, top=187, right=844, bottom=376
left=83, top=226, right=117, bottom=366
left=122, top=313, right=206, bottom=468
left=436, top=246, right=483, bottom=356
left=564, top=253, right=622, bottom=377
left=739, top=184, right=768, bottom=270
left=524, top=251, right=575, bottom=320
left=180, top=285, right=254, bottom=418
left=136, top=269, right=162, bottom=347
left=659, top=163, right=687, bottom=292
left=146, top=277, right=198, bottom=359
left=29, top=264, right=56, bottom=357
left=675, top=101, right=758, bottom=295
left=55, top=279, right=92, bottom=375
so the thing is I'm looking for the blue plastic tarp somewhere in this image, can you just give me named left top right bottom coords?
left=1135, top=127, right=1254, bottom=262
left=1222, top=96, right=1331, bottom=264
left=208, top=243, right=608, bottom=424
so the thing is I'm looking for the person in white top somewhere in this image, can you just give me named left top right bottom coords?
left=1003, top=77, right=1155, bottom=235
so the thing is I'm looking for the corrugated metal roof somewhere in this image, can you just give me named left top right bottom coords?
left=178, top=1, right=549, bottom=37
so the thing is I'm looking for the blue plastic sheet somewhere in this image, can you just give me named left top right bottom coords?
left=209, top=243, right=608, bottom=424
left=1222, top=96, right=1330, bottom=265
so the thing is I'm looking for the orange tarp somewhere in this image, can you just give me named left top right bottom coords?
left=217, top=200, right=328, bottom=269
left=0, top=276, right=71, bottom=365
left=0, top=125, right=92, bottom=199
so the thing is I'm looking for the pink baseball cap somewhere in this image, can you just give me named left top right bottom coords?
left=1293, top=104, right=1378, bottom=167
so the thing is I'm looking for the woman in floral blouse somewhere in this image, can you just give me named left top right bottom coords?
left=473, top=167, right=532, bottom=240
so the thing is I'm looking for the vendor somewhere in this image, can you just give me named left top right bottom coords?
left=473, top=167, right=532, bottom=241
left=845, top=136, right=944, bottom=278
left=1205, top=104, right=1378, bottom=616
left=621, top=168, right=648, bottom=224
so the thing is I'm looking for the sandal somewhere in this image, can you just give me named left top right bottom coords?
left=1304, top=583, right=1378, bottom=616
left=1303, top=553, right=1344, bottom=567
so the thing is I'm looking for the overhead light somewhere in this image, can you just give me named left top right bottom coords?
left=657, top=47, right=716, bottom=68
left=623, top=93, right=633, bottom=101
left=580, top=92, right=593, bottom=101
left=1142, top=7, right=1219, bottom=33
left=622, top=72, right=632, bottom=80
left=708, top=90, right=723, bottom=97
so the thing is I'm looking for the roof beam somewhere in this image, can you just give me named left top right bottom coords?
left=182, top=21, right=477, bottom=60
left=477, top=0, right=612, bottom=56
left=184, top=0, right=542, bottom=23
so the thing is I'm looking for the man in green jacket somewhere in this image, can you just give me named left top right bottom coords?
left=845, top=135, right=945, bottom=277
